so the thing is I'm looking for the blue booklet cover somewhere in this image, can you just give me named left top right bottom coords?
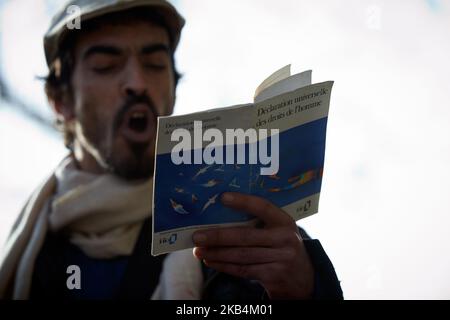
left=152, top=67, right=333, bottom=255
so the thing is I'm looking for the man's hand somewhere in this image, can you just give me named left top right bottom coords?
left=192, top=192, right=315, bottom=299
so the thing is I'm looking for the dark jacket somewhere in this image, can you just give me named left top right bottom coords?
left=31, top=218, right=343, bottom=300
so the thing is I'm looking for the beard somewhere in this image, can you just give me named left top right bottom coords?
left=106, top=141, right=155, bottom=180
left=75, top=93, right=158, bottom=181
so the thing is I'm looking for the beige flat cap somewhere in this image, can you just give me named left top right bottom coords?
left=44, top=0, right=185, bottom=67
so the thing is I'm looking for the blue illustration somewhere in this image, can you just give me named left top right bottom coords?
left=154, top=117, right=328, bottom=233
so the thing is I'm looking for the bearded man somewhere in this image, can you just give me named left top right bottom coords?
left=0, top=0, right=343, bottom=300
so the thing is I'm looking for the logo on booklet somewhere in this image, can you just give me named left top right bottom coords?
left=169, top=233, right=178, bottom=245
left=159, top=233, right=178, bottom=245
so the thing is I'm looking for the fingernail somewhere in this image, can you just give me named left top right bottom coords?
left=193, top=247, right=203, bottom=259
left=222, top=192, right=234, bottom=204
left=193, top=232, right=207, bottom=245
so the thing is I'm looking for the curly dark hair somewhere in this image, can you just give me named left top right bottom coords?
left=44, top=7, right=182, bottom=149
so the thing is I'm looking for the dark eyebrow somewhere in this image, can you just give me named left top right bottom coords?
left=82, top=44, right=169, bottom=60
left=82, top=45, right=122, bottom=60
left=141, top=43, right=170, bottom=55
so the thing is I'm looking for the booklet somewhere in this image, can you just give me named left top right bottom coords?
left=152, top=65, right=333, bottom=255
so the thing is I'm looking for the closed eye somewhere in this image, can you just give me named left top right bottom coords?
left=92, top=65, right=118, bottom=74
left=143, top=63, right=167, bottom=71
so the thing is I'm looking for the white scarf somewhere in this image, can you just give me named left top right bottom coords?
left=50, top=157, right=151, bottom=259
left=0, top=157, right=202, bottom=299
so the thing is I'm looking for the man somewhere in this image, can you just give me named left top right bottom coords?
left=0, top=0, right=343, bottom=300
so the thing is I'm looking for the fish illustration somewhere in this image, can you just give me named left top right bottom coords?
left=174, top=187, right=186, bottom=194
left=214, top=165, right=225, bottom=172
left=229, top=177, right=240, bottom=188
left=192, top=165, right=213, bottom=180
left=178, top=172, right=184, bottom=176
left=170, top=199, right=190, bottom=215
left=267, top=170, right=320, bottom=193
left=290, top=174, right=315, bottom=188
left=192, top=194, right=198, bottom=203
left=288, top=170, right=317, bottom=184
left=201, top=179, right=221, bottom=188
left=202, top=194, right=219, bottom=212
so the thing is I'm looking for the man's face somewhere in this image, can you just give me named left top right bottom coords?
left=68, top=21, right=175, bottom=180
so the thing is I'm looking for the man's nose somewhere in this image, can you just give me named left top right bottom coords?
left=121, top=59, right=148, bottom=97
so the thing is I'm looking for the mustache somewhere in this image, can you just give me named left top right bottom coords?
left=113, top=94, right=157, bottom=134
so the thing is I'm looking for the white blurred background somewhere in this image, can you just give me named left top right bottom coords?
left=0, top=0, right=449, bottom=299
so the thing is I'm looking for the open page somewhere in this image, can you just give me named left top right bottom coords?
left=254, top=70, right=312, bottom=103
left=253, top=64, right=291, bottom=99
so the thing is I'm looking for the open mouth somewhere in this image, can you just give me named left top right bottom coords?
left=128, top=110, right=148, bottom=133
left=120, top=104, right=156, bottom=144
